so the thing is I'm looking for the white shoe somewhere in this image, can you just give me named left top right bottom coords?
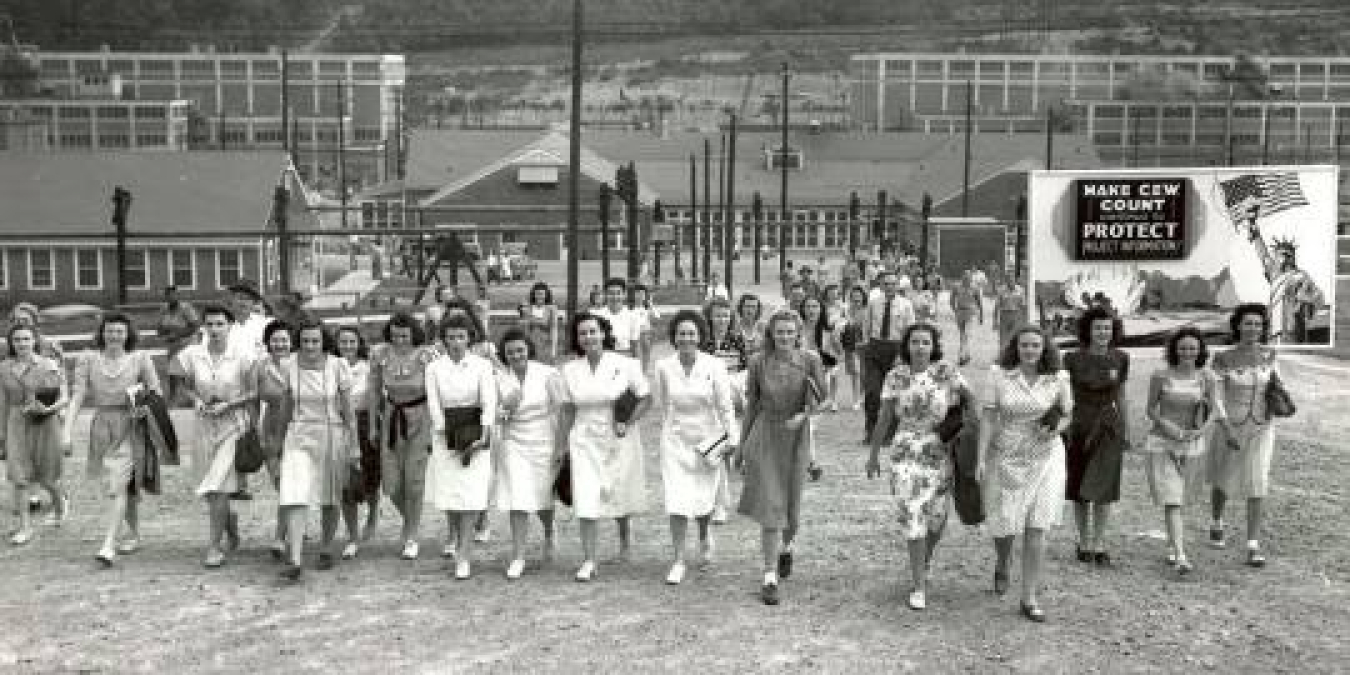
left=473, top=528, right=492, bottom=543
left=666, top=561, right=686, bottom=585
left=907, top=589, right=927, bottom=610
left=454, top=560, right=472, bottom=580
left=710, top=507, right=729, bottom=524
left=506, top=559, right=526, bottom=580
left=341, top=542, right=359, bottom=560
left=116, top=538, right=140, bottom=555
left=9, top=529, right=33, bottom=546
left=400, top=539, right=420, bottom=560
left=442, top=544, right=457, bottom=560
left=575, top=560, right=597, bottom=582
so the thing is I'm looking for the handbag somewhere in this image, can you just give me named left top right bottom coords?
left=442, top=407, right=485, bottom=467
left=234, top=427, right=266, bottom=474
left=840, top=323, right=862, bottom=351
left=1264, top=372, right=1296, bottom=418
left=1039, top=400, right=1065, bottom=431
left=935, top=401, right=965, bottom=444
left=553, top=454, right=574, bottom=506
left=613, top=387, right=640, bottom=425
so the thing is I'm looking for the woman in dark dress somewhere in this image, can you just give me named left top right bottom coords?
left=1063, top=306, right=1131, bottom=566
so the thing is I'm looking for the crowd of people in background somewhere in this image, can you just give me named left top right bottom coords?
left=0, top=252, right=1294, bottom=621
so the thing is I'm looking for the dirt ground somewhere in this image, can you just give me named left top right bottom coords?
left=2, top=316, right=1348, bottom=674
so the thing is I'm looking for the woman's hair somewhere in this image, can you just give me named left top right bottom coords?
left=439, top=314, right=479, bottom=344
left=294, top=317, right=335, bottom=354
left=1075, top=305, right=1123, bottom=349
left=898, top=322, right=945, bottom=365
left=335, top=325, right=370, bottom=360
left=735, top=293, right=763, bottom=324
left=798, top=295, right=829, bottom=347
left=569, top=311, right=616, bottom=356
left=821, top=283, right=840, bottom=303
left=383, top=311, right=427, bottom=346
left=847, top=284, right=869, bottom=305
left=93, top=311, right=139, bottom=352
left=5, top=324, right=36, bottom=358
left=199, top=303, right=235, bottom=325
left=527, top=281, right=553, bottom=306
left=667, top=309, right=708, bottom=346
left=443, top=297, right=488, bottom=344
left=1228, top=302, right=1271, bottom=344
left=9, top=302, right=40, bottom=326
left=497, top=327, right=538, bottom=362
left=996, top=325, right=1062, bottom=374
left=1164, top=327, right=1210, bottom=368
left=603, top=277, right=628, bottom=298
left=262, top=319, right=293, bottom=351
left=761, top=309, right=804, bottom=353
left=632, top=283, right=652, bottom=309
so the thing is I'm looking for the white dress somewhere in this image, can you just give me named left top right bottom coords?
left=560, top=352, right=649, bottom=519
left=177, top=343, right=255, bottom=497
left=278, top=357, right=354, bottom=508
left=592, top=307, right=644, bottom=354
left=424, top=352, right=498, bottom=511
left=493, top=362, right=563, bottom=512
left=654, top=353, right=739, bottom=518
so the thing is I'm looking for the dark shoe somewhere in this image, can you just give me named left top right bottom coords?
left=993, top=571, right=1010, bottom=596
left=807, top=463, right=823, bottom=482
left=1094, top=551, right=1113, bottom=568
left=1246, top=548, right=1267, bottom=568
left=1075, top=546, right=1092, bottom=563
left=316, top=552, right=335, bottom=571
left=280, top=563, right=303, bottom=582
left=1208, top=526, right=1226, bottom=549
left=777, top=551, right=793, bottom=579
left=1020, top=602, right=1047, bottom=623
left=229, top=490, right=254, bottom=501
left=1175, top=558, right=1194, bottom=576
left=761, top=582, right=780, bottom=606
left=28, top=497, right=43, bottom=513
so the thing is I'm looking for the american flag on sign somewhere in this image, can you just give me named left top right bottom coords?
left=1219, top=173, right=1309, bottom=227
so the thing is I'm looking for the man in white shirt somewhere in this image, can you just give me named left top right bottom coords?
left=225, top=281, right=269, bottom=362
left=591, top=277, right=643, bottom=357
left=860, top=270, right=915, bottom=443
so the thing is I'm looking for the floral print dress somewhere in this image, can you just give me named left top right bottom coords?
left=881, top=361, right=967, bottom=539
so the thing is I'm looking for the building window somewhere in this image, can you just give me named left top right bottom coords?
left=75, top=249, right=103, bottom=290
left=125, top=249, right=149, bottom=290
left=99, top=134, right=131, bottom=148
left=59, top=106, right=91, bottom=119
left=170, top=249, right=196, bottom=289
left=136, top=134, right=168, bottom=147
left=217, top=249, right=243, bottom=288
left=28, top=249, right=55, bottom=290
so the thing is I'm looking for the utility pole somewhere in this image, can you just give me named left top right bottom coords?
left=625, top=161, right=640, bottom=283
left=273, top=184, right=291, bottom=295
left=281, top=50, right=295, bottom=170
left=598, top=182, right=612, bottom=281
left=565, top=0, right=583, bottom=317
left=961, top=79, right=973, bottom=218
left=1045, top=105, right=1055, bottom=170
left=752, top=192, right=763, bottom=284
left=876, top=190, right=888, bottom=258
left=724, top=112, right=737, bottom=299
left=920, top=193, right=932, bottom=273
left=703, top=137, right=712, bottom=282
left=848, top=191, right=860, bottom=262
left=779, top=62, right=790, bottom=276
left=336, top=80, right=347, bottom=228
left=111, top=187, right=132, bottom=306
left=1261, top=105, right=1272, bottom=165
left=716, top=132, right=726, bottom=261
left=688, top=153, right=698, bottom=281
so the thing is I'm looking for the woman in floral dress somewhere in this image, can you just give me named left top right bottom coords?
left=736, top=310, right=825, bottom=606
left=252, top=319, right=295, bottom=559
left=1, top=324, right=68, bottom=545
left=1207, top=303, right=1283, bottom=568
left=66, top=313, right=161, bottom=566
left=978, top=325, right=1072, bottom=622
left=866, top=323, right=970, bottom=611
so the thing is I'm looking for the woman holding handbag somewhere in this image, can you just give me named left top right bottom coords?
left=177, top=304, right=256, bottom=569
left=276, top=320, right=360, bottom=582
left=701, top=297, right=747, bottom=524
left=1144, top=328, right=1226, bottom=576
left=424, top=314, right=498, bottom=580
left=1208, top=303, right=1284, bottom=567
left=1, top=324, right=69, bottom=545
left=493, top=328, right=564, bottom=579
left=556, top=312, right=651, bottom=582
left=1063, top=306, right=1131, bottom=567
left=864, top=322, right=971, bottom=610
left=978, top=325, right=1072, bottom=622
left=654, top=310, right=738, bottom=585
left=736, top=310, right=825, bottom=606
left=66, top=314, right=161, bottom=566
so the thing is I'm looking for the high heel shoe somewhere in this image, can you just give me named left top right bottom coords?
left=1019, top=601, right=1047, bottom=623
left=1075, top=545, right=1092, bottom=563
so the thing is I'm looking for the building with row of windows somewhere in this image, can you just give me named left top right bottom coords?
left=0, top=99, right=192, bottom=151
left=22, top=48, right=405, bottom=184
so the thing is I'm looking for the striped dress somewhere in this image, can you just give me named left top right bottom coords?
left=984, top=366, right=1070, bottom=537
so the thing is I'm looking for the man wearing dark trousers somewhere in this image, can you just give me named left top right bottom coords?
left=861, top=270, right=915, bottom=444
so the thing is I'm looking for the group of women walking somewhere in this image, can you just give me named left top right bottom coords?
left=1, top=274, right=1293, bottom=620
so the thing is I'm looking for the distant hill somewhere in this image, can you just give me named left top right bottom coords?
left=7, top=0, right=1348, bottom=54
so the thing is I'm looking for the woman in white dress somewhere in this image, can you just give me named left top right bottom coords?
left=978, top=325, right=1072, bottom=622
left=518, top=282, right=559, bottom=363
left=632, top=284, right=661, bottom=372
left=1144, top=327, right=1225, bottom=575
left=653, top=310, right=739, bottom=585
left=177, top=304, right=255, bottom=569
left=336, top=326, right=379, bottom=559
left=277, top=320, right=359, bottom=582
left=1207, top=303, right=1283, bottom=567
left=424, top=314, right=498, bottom=580
left=494, top=328, right=564, bottom=579
left=557, top=312, right=652, bottom=582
